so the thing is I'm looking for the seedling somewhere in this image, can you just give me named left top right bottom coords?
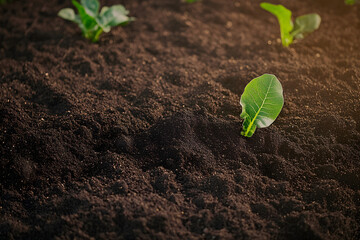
left=345, top=0, right=359, bottom=5
left=58, top=0, right=134, bottom=42
left=240, top=74, right=284, bottom=137
left=260, top=2, right=321, bottom=47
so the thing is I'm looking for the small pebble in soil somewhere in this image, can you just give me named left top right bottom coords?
left=111, top=180, right=128, bottom=194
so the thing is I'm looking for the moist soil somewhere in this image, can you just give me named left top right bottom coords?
left=1, top=0, right=360, bottom=239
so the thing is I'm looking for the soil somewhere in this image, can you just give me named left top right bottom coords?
left=1, top=0, right=360, bottom=239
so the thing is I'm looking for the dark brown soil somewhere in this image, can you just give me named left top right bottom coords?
left=1, top=0, right=360, bottom=239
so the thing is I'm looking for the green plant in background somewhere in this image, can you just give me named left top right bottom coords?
left=240, top=74, right=284, bottom=137
left=58, top=0, right=135, bottom=42
left=185, top=0, right=200, bottom=3
left=260, top=2, right=321, bottom=47
left=345, top=0, right=359, bottom=5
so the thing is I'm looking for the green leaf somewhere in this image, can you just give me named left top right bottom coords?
left=110, top=5, right=129, bottom=16
left=100, top=6, right=109, bottom=15
left=72, top=0, right=87, bottom=18
left=81, top=0, right=100, bottom=17
left=97, top=5, right=133, bottom=29
left=98, top=6, right=111, bottom=33
left=71, top=0, right=100, bottom=41
left=291, top=14, right=321, bottom=39
left=260, top=2, right=293, bottom=47
left=240, top=74, right=284, bottom=137
left=72, top=0, right=97, bottom=29
left=345, top=0, right=358, bottom=5
left=59, top=1, right=133, bottom=42
left=58, top=8, right=78, bottom=22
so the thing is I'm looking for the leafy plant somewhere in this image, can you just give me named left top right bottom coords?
left=58, top=0, right=135, bottom=42
left=240, top=74, right=284, bottom=137
left=345, top=0, right=359, bottom=5
left=184, top=0, right=200, bottom=3
left=260, top=2, right=321, bottom=47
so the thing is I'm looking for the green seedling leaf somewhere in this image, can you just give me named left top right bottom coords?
left=345, top=0, right=359, bottom=5
left=71, top=0, right=97, bottom=31
left=240, top=74, right=284, bottom=137
left=58, top=8, right=78, bottom=22
left=81, top=0, right=99, bottom=17
left=260, top=2, right=321, bottom=47
left=100, top=6, right=109, bottom=15
left=98, top=5, right=134, bottom=30
left=291, top=14, right=321, bottom=39
left=260, top=3, right=293, bottom=47
left=58, top=0, right=134, bottom=42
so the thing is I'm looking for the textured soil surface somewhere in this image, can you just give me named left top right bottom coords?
left=1, top=0, right=360, bottom=239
